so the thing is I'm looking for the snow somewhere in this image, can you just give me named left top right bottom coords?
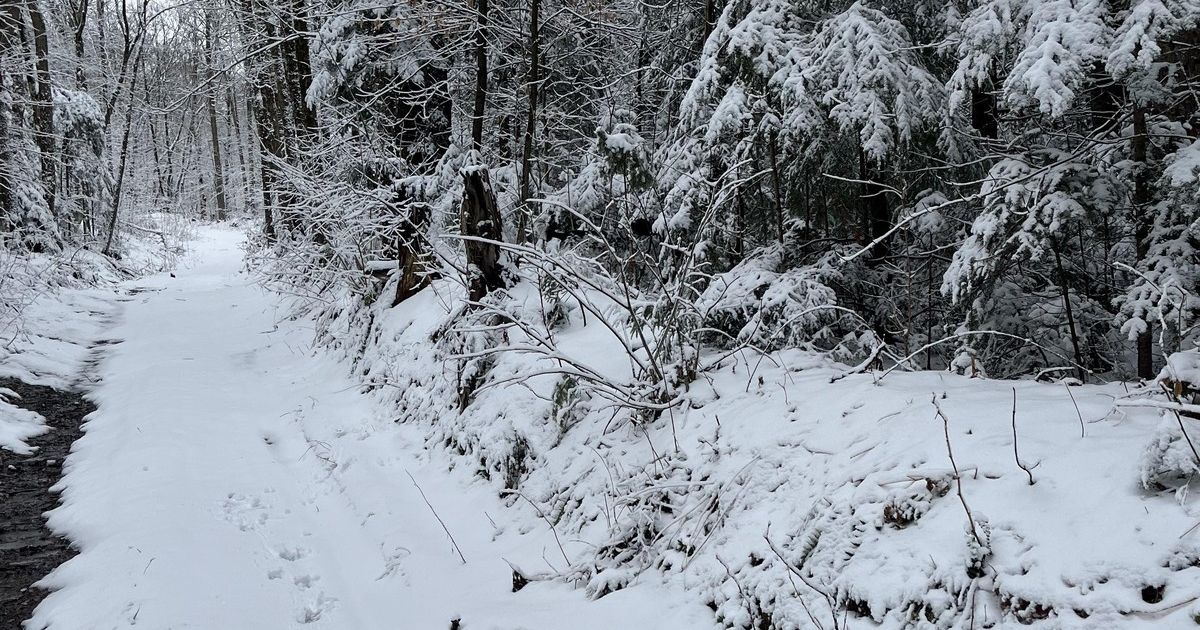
left=0, top=243, right=141, bottom=453
left=27, top=225, right=715, bottom=630
left=1162, top=349, right=1200, bottom=391
left=14, top=224, right=1200, bottom=628
left=1166, top=137, right=1200, bottom=187
left=0, top=389, right=47, bottom=454
left=1005, top=0, right=1108, bottom=117
left=287, top=234, right=1200, bottom=627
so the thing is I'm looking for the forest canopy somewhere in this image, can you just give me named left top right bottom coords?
left=2, top=0, right=1199, bottom=380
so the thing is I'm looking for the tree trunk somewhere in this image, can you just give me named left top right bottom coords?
left=970, top=83, right=998, bottom=140
left=104, top=45, right=143, bottom=254
left=288, top=0, right=316, bottom=135
left=72, top=0, right=88, bottom=88
left=393, top=202, right=431, bottom=306
left=859, top=150, right=890, bottom=261
left=27, top=0, right=56, bottom=220
left=702, top=0, right=716, bottom=49
left=1052, top=240, right=1086, bottom=382
left=146, top=100, right=166, bottom=201
left=768, top=131, right=784, bottom=243
left=238, top=0, right=288, bottom=237
left=461, top=168, right=505, bottom=301
left=1132, top=105, right=1154, bottom=380
left=245, top=100, right=273, bottom=239
left=226, top=84, right=249, bottom=213
left=0, top=1, right=21, bottom=231
left=471, top=0, right=488, bottom=149
left=516, top=0, right=540, bottom=242
left=204, top=12, right=228, bottom=221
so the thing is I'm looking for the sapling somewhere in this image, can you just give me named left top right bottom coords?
left=1011, top=388, right=1035, bottom=485
left=931, top=395, right=983, bottom=548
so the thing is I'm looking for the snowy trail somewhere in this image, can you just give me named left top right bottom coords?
left=28, top=225, right=713, bottom=630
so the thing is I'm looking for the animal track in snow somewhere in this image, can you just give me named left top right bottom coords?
left=293, top=574, right=319, bottom=589
left=277, top=545, right=309, bottom=562
left=219, top=493, right=270, bottom=531
left=298, top=593, right=337, bottom=624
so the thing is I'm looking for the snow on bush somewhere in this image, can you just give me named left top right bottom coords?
left=1138, top=415, right=1200, bottom=491
left=1161, top=349, right=1200, bottom=395
left=695, top=245, right=870, bottom=355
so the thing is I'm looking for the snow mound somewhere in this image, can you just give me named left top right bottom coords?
left=1161, top=349, right=1200, bottom=394
left=0, top=389, right=47, bottom=454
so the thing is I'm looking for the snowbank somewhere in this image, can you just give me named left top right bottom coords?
left=0, top=219, right=188, bottom=451
left=292, top=268, right=1200, bottom=629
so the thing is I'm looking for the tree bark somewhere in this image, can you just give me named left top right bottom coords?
left=225, top=84, right=250, bottom=213
left=103, top=50, right=141, bottom=255
left=27, top=0, right=55, bottom=220
left=768, top=131, right=784, bottom=243
left=204, top=12, right=228, bottom=221
left=393, top=202, right=431, bottom=306
left=461, top=168, right=505, bottom=301
left=287, top=0, right=316, bottom=136
left=1052, top=240, right=1087, bottom=382
left=516, top=0, right=540, bottom=242
left=71, top=0, right=88, bottom=88
left=470, top=0, right=488, bottom=149
left=702, top=0, right=717, bottom=49
left=970, top=84, right=998, bottom=140
left=0, top=1, right=20, bottom=231
left=238, top=0, right=288, bottom=237
left=859, top=150, right=890, bottom=261
left=1132, top=105, right=1154, bottom=379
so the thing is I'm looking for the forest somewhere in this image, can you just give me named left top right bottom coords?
left=2, top=0, right=1199, bottom=379
left=3, top=0, right=1200, bottom=628
left=2, top=0, right=1200, bottom=379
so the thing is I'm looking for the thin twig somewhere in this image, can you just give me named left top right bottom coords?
left=1064, top=382, right=1085, bottom=438
left=1011, top=388, right=1035, bottom=485
left=763, top=527, right=839, bottom=630
left=931, top=396, right=982, bottom=546
left=406, top=470, right=466, bottom=564
left=502, top=489, right=571, bottom=568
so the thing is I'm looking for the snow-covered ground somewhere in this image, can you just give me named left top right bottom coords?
left=305, top=236, right=1200, bottom=628
left=15, top=224, right=1200, bottom=629
left=1, top=215, right=187, bottom=455
left=26, top=225, right=714, bottom=629
left=1, top=261, right=125, bottom=455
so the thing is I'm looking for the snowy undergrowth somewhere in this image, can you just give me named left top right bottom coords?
left=293, top=266, right=1200, bottom=629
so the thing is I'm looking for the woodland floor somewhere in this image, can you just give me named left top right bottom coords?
left=11, top=226, right=711, bottom=630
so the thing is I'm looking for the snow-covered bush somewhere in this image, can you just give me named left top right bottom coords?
left=1117, top=139, right=1200, bottom=356
left=696, top=245, right=872, bottom=356
left=1139, top=416, right=1200, bottom=491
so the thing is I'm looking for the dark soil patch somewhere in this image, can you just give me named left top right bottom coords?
left=0, top=378, right=95, bottom=629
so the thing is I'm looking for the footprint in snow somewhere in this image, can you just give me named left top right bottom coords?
left=298, top=593, right=337, bottom=624
left=293, top=574, right=320, bottom=590
left=278, top=546, right=309, bottom=562
left=219, top=492, right=269, bottom=531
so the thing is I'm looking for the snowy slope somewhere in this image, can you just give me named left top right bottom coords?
left=28, top=225, right=716, bottom=630
left=304, top=250, right=1200, bottom=629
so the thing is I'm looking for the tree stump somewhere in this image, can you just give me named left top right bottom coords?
left=460, top=167, right=505, bottom=301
